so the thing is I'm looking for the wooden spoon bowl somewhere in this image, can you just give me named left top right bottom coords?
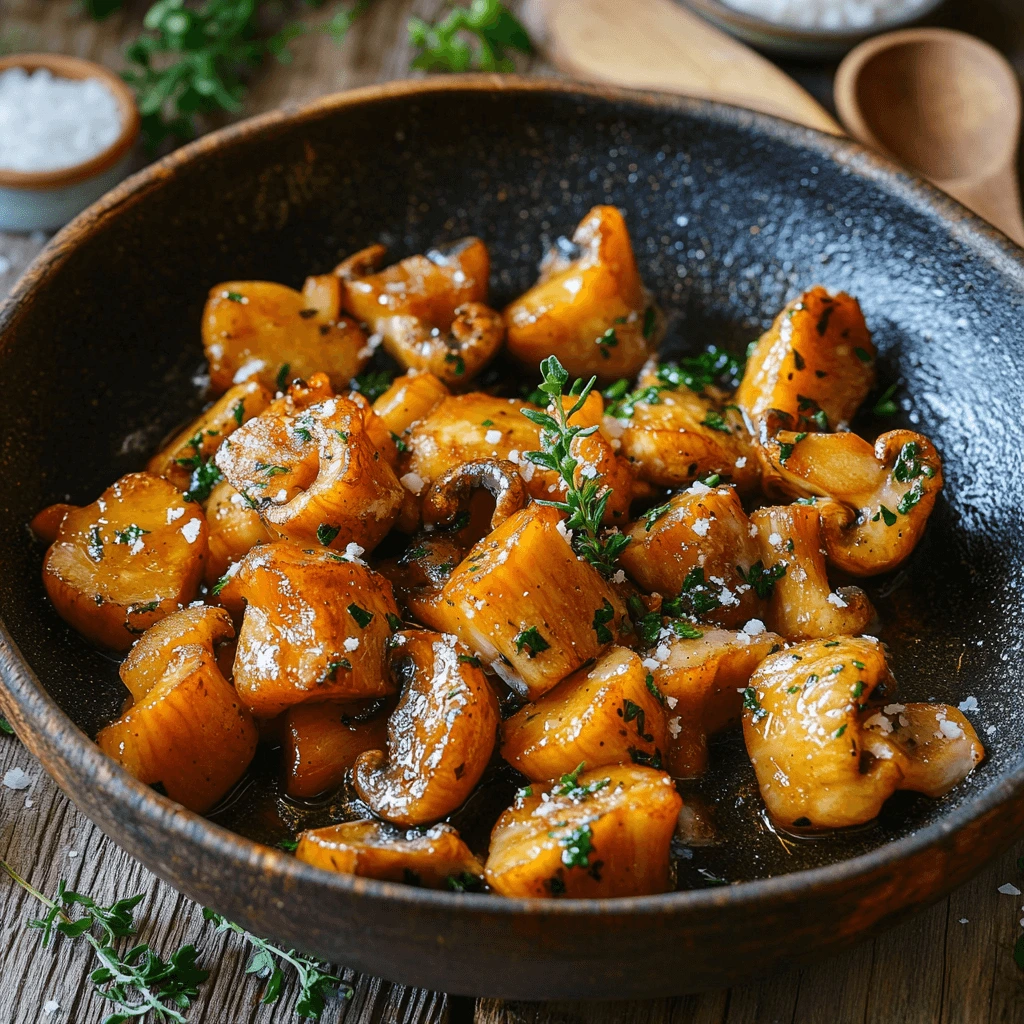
left=835, top=29, right=1024, bottom=245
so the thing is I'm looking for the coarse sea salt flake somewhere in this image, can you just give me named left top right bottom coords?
left=998, top=883, right=1021, bottom=896
left=485, top=429, right=502, bottom=445
left=43, top=1000, right=60, bottom=1017
left=3, top=766, right=32, bottom=790
left=958, top=695, right=978, bottom=712
left=181, top=519, right=202, bottom=544
left=692, top=518, right=710, bottom=537
left=166, top=507, right=185, bottom=523
left=826, top=592, right=848, bottom=608
left=401, top=472, right=424, bottom=494
left=344, top=637, right=360, bottom=652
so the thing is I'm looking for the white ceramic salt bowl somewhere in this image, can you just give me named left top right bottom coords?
left=0, top=54, right=140, bottom=233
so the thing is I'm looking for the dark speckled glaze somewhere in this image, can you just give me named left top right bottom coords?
left=0, top=78, right=1023, bottom=999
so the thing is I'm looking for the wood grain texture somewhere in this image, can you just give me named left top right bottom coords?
left=1, top=0, right=1024, bottom=1021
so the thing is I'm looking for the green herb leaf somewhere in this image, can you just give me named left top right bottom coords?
left=113, top=524, right=150, bottom=548
left=347, top=603, right=374, bottom=628
left=873, top=382, right=899, bottom=416
left=591, top=599, right=616, bottom=644
left=514, top=625, right=550, bottom=658
left=409, top=0, right=532, bottom=74
left=742, top=686, right=768, bottom=722
left=317, top=523, right=341, bottom=546
left=701, top=410, right=730, bottom=433
left=351, top=369, right=396, bottom=401
left=0, top=716, right=13, bottom=736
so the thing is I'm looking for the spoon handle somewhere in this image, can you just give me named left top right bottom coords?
left=943, top=164, right=1024, bottom=249
left=537, top=0, right=842, bottom=135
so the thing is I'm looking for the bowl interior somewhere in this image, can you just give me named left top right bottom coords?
left=1, top=82, right=1023, bottom=891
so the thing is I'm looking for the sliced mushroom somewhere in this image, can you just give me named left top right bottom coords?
left=147, top=380, right=271, bottom=493
left=619, top=483, right=765, bottom=629
left=353, top=630, right=500, bottom=826
left=485, top=764, right=682, bottom=898
left=217, top=541, right=401, bottom=718
left=760, top=429, right=944, bottom=576
left=202, top=280, right=369, bottom=395
left=96, top=605, right=257, bottom=813
left=339, top=238, right=501, bottom=386
left=646, top=624, right=782, bottom=779
left=736, top=286, right=875, bottom=431
left=415, top=504, right=630, bottom=700
left=501, top=646, right=667, bottom=781
left=616, top=386, right=759, bottom=493
left=743, top=637, right=984, bottom=829
left=423, top=458, right=528, bottom=534
left=297, top=820, right=484, bottom=889
left=214, top=372, right=404, bottom=553
left=372, top=370, right=450, bottom=441
left=42, top=472, right=208, bottom=651
left=750, top=504, right=875, bottom=641
left=505, top=205, right=662, bottom=383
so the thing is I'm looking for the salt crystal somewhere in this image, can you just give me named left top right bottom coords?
left=692, top=518, right=710, bottom=537
left=3, top=767, right=32, bottom=790
left=718, top=0, right=934, bottom=30
left=958, top=695, right=978, bottom=712
left=998, top=883, right=1021, bottom=896
left=24, top=796, right=33, bottom=808
left=180, top=519, right=201, bottom=544
left=959, top=918, right=968, bottom=924
left=742, top=619, right=766, bottom=636
left=484, top=429, right=502, bottom=445
left=826, top=592, right=848, bottom=608
left=400, top=472, right=424, bottom=494
left=43, top=1000, right=60, bottom=1017
left=0, top=68, right=123, bottom=172
left=343, top=637, right=360, bottom=652
left=342, top=542, right=366, bottom=564
left=611, top=569, right=626, bottom=584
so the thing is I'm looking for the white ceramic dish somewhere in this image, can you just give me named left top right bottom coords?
left=0, top=53, right=139, bottom=232
left=682, top=0, right=946, bottom=58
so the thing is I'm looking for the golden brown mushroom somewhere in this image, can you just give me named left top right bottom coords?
left=353, top=630, right=500, bottom=826
left=297, top=820, right=484, bottom=889
left=42, top=472, right=208, bottom=651
left=646, top=624, right=782, bottom=778
left=339, top=238, right=502, bottom=386
left=217, top=541, right=401, bottom=718
left=485, top=764, right=682, bottom=898
left=282, top=698, right=391, bottom=799
left=201, top=480, right=272, bottom=584
left=96, top=605, right=257, bottom=812
left=501, top=646, right=667, bottom=781
left=504, top=206, right=662, bottom=383
left=215, top=373, right=404, bottom=554
left=736, top=286, right=875, bottom=431
left=147, top=380, right=271, bottom=493
left=743, top=637, right=984, bottom=829
left=750, top=504, right=875, bottom=641
left=619, top=483, right=765, bottom=629
left=415, top=504, right=630, bottom=700
left=202, top=280, right=370, bottom=395
left=759, top=429, right=943, bottom=576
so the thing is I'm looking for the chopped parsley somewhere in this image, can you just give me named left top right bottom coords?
left=458, top=653, right=481, bottom=667
left=255, top=463, right=290, bottom=478
left=277, top=838, right=299, bottom=853
left=232, top=400, right=246, bottom=426
left=834, top=724, right=848, bottom=739
left=622, top=699, right=653, bottom=742
left=873, top=382, right=899, bottom=416
left=778, top=432, right=807, bottom=464
left=893, top=441, right=923, bottom=483
left=897, top=481, right=925, bottom=515
left=444, top=872, right=484, bottom=893
left=386, top=612, right=403, bottom=631
left=514, top=625, right=549, bottom=658
left=670, top=620, right=703, bottom=639
left=591, top=599, right=616, bottom=644
left=553, top=762, right=609, bottom=800
left=851, top=681, right=865, bottom=698
left=644, top=502, right=671, bottom=531
left=558, top=823, right=596, bottom=870
left=701, top=410, right=730, bottom=433
left=275, top=363, right=291, bottom=392
left=225, top=290, right=245, bottom=303
left=351, top=369, right=395, bottom=401
left=182, top=458, right=223, bottom=503
left=873, top=505, right=898, bottom=527
left=444, top=351, right=466, bottom=376
left=742, top=686, right=768, bottom=722
left=665, top=566, right=720, bottom=619
left=390, top=432, right=408, bottom=453
left=113, top=524, right=150, bottom=547
left=853, top=346, right=873, bottom=364
left=736, top=560, right=787, bottom=600
left=211, top=572, right=233, bottom=597
left=595, top=327, right=618, bottom=357
left=347, top=603, right=374, bottom=628
left=645, top=673, right=666, bottom=705
left=628, top=747, right=663, bottom=769
left=316, top=523, right=341, bottom=546
left=516, top=785, right=534, bottom=800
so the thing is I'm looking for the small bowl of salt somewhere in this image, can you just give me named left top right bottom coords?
left=0, top=53, right=140, bottom=232
left=684, top=0, right=944, bottom=58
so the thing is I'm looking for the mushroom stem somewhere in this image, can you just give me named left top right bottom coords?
left=423, top=458, right=528, bottom=532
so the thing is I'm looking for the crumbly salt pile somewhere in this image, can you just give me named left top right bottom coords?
left=719, top=0, right=934, bottom=30
left=0, top=67, right=122, bottom=173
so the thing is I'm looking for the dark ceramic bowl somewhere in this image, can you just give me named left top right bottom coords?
left=1, top=78, right=1023, bottom=1000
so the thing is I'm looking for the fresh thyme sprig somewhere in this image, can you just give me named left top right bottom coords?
left=202, top=909, right=349, bottom=1020
left=521, top=355, right=629, bottom=577
left=409, top=0, right=532, bottom=72
left=1, top=858, right=207, bottom=1024
left=0, top=714, right=14, bottom=735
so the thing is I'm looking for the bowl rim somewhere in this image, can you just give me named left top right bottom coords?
left=1, top=73, right=1023, bottom=921
left=0, top=52, right=141, bottom=190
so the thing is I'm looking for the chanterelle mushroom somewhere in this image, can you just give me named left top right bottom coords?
left=742, top=636, right=984, bottom=829
left=353, top=629, right=500, bottom=826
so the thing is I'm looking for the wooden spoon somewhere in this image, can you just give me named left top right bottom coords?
left=535, top=0, right=842, bottom=135
left=835, top=28, right=1024, bottom=246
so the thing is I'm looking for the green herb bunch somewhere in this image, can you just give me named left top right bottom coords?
left=1, top=858, right=207, bottom=1024
left=202, top=910, right=348, bottom=1019
left=409, top=0, right=532, bottom=72
left=521, top=355, right=630, bottom=577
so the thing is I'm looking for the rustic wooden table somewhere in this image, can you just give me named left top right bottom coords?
left=2, top=1, right=1024, bottom=1021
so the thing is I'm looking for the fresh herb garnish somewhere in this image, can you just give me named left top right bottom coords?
left=873, top=382, right=900, bottom=416
left=183, top=458, right=223, bottom=503
left=347, top=603, right=374, bottom=628
left=514, top=625, right=549, bottom=658
left=444, top=351, right=466, bottom=376
left=664, top=566, right=721, bottom=619
left=203, top=909, right=347, bottom=1019
left=409, top=0, right=532, bottom=72
left=643, top=502, right=671, bottom=531
left=670, top=620, right=703, bottom=639
left=0, top=716, right=13, bottom=735
left=873, top=504, right=898, bottom=527
left=351, top=369, right=395, bottom=401
left=896, top=480, right=925, bottom=515
left=701, top=410, right=730, bottom=433
left=893, top=441, right=922, bottom=483
left=276, top=363, right=291, bottom=392
left=114, top=524, right=150, bottom=547
left=854, top=346, right=873, bottom=364
left=88, top=524, right=104, bottom=561
left=656, top=346, right=745, bottom=394
left=316, top=523, right=341, bottom=546
left=778, top=432, right=807, bottom=464
left=736, top=560, right=787, bottom=599
left=458, top=653, right=481, bottom=667
left=232, top=399, right=246, bottom=426
left=742, top=686, right=767, bottom=722
left=557, top=823, right=595, bottom=870
left=522, top=355, right=630, bottom=577
left=622, top=699, right=653, bottom=742
left=595, top=326, right=618, bottom=357
left=444, top=872, right=485, bottom=893
left=1, top=858, right=208, bottom=1023
left=553, top=762, right=609, bottom=800
left=277, top=838, right=299, bottom=853
left=591, top=599, right=616, bottom=644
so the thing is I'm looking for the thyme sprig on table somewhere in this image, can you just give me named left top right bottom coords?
left=202, top=910, right=348, bottom=1019
left=521, top=356, right=630, bottom=578
left=0, top=858, right=207, bottom=1024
